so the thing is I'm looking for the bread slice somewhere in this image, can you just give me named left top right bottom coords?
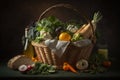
left=7, top=55, right=34, bottom=70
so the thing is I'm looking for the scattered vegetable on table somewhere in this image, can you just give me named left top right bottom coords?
left=76, top=59, right=89, bottom=70
left=18, top=62, right=57, bottom=75
left=63, top=62, right=78, bottom=73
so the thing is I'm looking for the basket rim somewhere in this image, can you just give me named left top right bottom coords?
left=31, top=41, right=47, bottom=47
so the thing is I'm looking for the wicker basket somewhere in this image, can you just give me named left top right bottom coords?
left=31, top=4, right=96, bottom=69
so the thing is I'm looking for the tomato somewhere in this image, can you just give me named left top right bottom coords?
left=59, top=32, right=71, bottom=41
left=102, top=60, right=111, bottom=68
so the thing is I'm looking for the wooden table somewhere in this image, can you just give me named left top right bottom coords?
left=0, top=60, right=120, bottom=80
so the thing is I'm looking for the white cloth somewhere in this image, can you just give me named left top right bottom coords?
left=44, top=39, right=70, bottom=57
left=73, top=39, right=91, bottom=47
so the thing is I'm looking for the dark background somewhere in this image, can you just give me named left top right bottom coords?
left=0, top=0, right=119, bottom=70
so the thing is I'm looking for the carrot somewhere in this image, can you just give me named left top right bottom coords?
left=63, top=62, right=78, bottom=73
left=32, top=57, right=38, bottom=62
left=63, top=64, right=69, bottom=71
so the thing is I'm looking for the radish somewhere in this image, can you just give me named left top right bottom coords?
left=18, top=64, right=33, bottom=73
left=18, top=65, right=28, bottom=72
left=27, top=65, right=33, bottom=71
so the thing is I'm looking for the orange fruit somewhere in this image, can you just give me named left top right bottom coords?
left=59, top=32, right=71, bottom=41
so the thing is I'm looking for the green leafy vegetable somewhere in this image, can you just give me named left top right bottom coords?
left=85, top=53, right=107, bottom=74
left=71, top=33, right=83, bottom=41
left=35, top=16, right=66, bottom=39
left=27, top=62, right=57, bottom=75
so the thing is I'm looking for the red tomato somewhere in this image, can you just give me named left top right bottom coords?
left=102, top=61, right=111, bottom=68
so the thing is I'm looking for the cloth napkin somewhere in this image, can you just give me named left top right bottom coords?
left=44, top=39, right=70, bottom=57
left=72, top=39, right=92, bottom=47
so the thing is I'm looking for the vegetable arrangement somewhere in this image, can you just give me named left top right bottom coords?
left=20, top=11, right=112, bottom=74
left=18, top=62, right=57, bottom=75
left=22, top=12, right=102, bottom=47
left=22, top=16, right=83, bottom=45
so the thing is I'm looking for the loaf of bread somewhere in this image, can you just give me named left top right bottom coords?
left=7, top=55, right=34, bottom=70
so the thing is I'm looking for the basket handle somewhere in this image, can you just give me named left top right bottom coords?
left=38, top=4, right=88, bottom=21
left=38, top=3, right=95, bottom=41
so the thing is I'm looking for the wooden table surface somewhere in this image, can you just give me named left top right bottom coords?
left=0, top=59, right=120, bottom=80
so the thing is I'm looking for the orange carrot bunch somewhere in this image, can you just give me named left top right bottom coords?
left=63, top=62, right=78, bottom=73
left=32, top=57, right=38, bottom=62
